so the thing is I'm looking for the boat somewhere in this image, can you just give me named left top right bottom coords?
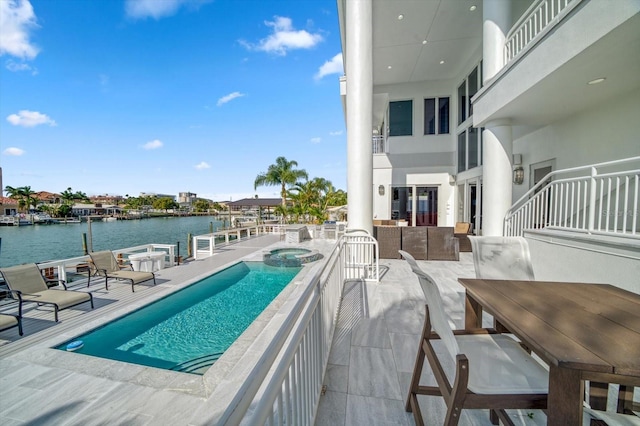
left=59, top=217, right=82, bottom=224
left=103, top=217, right=117, bottom=222
left=32, top=213, right=57, bottom=224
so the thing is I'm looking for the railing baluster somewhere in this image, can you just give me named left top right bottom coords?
left=582, top=182, right=588, bottom=230
left=633, top=174, right=638, bottom=235
left=597, top=178, right=604, bottom=232
left=606, top=178, right=612, bottom=232
left=622, top=176, right=629, bottom=234
left=613, top=176, right=620, bottom=233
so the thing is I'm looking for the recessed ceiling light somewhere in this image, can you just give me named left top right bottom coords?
left=469, top=5, right=477, bottom=11
left=387, top=65, right=392, bottom=69
left=398, top=14, right=404, bottom=20
left=440, top=60, right=445, bottom=64
left=422, top=40, right=427, bottom=45
left=587, top=77, right=606, bottom=85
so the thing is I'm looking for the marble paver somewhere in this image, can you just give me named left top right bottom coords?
left=317, top=253, right=551, bottom=426
left=1, top=242, right=606, bottom=425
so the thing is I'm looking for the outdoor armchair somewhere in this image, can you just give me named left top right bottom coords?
left=88, top=250, right=155, bottom=292
left=0, top=264, right=93, bottom=322
left=399, top=250, right=548, bottom=426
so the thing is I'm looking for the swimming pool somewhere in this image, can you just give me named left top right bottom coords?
left=56, top=262, right=301, bottom=374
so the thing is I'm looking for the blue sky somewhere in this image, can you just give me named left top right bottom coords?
left=0, top=0, right=345, bottom=201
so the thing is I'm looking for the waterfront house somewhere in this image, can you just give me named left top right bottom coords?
left=71, top=203, right=123, bottom=218
left=0, top=197, right=19, bottom=217
left=337, top=0, right=639, bottom=289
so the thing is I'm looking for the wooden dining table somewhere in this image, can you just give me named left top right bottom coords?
left=458, top=278, right=640, bottom=426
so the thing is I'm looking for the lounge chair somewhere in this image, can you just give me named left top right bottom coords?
left=468, top=236, right=535, bottom=280
left=399, top=250, right=548, bottom=426
left=88, top=250, right=155, bottom=292
left=0, top=289, right=23, bottom=335
left=0, top=264, right=93, bottom=322
left=0, top=313, right=22, bottom=335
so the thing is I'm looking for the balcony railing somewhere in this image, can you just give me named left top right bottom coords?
left=504, top=0, right=582, bottom=64
left=504, top=156, right=640, bottom=239
left=372, top=134, right=387, bottom=154
left=217, top=229, right=378, bottom=425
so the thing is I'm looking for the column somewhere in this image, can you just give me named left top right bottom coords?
left=346, top=0, right=373, bottom=234
left=482, top=120, right=513, bottom=236
left=483, top=0, right=511, bottom=83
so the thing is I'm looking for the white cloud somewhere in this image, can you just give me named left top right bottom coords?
left=329, top=130, right=343, bottom=136
left=315, top=53, right=343, bottom=80
left=310, top=137, right=322, bottom=144
left=0, top=0, right=39, bottom=59
left=217, top=91, right=245, bottom=106
left=143, top=139, right=163, bottom=150
left=3, top=147, right=25, bottom=156
left=125, top=0, right=210, bottom=20
left=195, top=161, right=211, bottom=170
left=6, top=110, right=56, bottom=127
left=5, top=58, right=36, bottom=73
left=242, top=16, right=323, bottom=56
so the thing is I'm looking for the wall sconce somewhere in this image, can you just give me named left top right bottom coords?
left=378, top=185, right=385, bottom=196
left=513, top=166, right=525, bottom=185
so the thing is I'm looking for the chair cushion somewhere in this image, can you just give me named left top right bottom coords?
left=455, top=222, right=471, bottom=234
left=108, top=270, right=154, bottom=284
left=0, top=314, right=19, bottom=331
left=457, top=334, right=548, bottom=394
left=21, top=289, right=91, bottom=309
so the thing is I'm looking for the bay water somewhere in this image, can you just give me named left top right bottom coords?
left=0, top=216, right=225, bottom=268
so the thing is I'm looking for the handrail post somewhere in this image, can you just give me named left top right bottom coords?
left=587, top=166, right=597, bottom=234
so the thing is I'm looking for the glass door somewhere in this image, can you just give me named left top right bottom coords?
left=416, top=187, right=438, bottom=226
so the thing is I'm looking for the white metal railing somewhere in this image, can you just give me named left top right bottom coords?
left=31, top=244, right=177, bottom=283
left=504, top=0, right=582, bottom=63
left=504, top=157, right=640, bottom=238
left=217, top=229, right=379, bottom=425
left=372, top=134, right=386, bottom=154
left=193, top=225, right=261, bottom=259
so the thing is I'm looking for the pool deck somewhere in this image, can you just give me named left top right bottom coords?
left=1, top=235, right=555, bottom=425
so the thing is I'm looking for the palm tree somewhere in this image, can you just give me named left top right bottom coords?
left=4, top=186, right=22, bottom=205
left=4, top=185, right=36, bottom=213
left=61, top=187, right=76, bottom=206
left=254, top=157, right=308, bottom=207
left=21, top=186, right=37, bottom=212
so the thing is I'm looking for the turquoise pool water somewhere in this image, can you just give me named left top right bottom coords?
left=56, top=262, right=301, bottom=374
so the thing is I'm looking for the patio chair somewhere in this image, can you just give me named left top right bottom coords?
left=454, top=222, right=472, bottom=252
left=88, top=250, right=155, bottom=292
left=0, top=264, right=94, bottom=322
left=468, top=236, right=535, bottom=280
left=399, top=250, right=548, bottom=426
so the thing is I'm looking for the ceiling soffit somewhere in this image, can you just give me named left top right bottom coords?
left=372, top=0, right=483, bottom=86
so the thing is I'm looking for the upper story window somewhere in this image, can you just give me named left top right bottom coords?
left=457, top=64, right=482, bottom=125
left=389, top=100, right=413, bottom=136
left=424, top=97, right=450, bottom=135
left=458, top=126, right=483, bottom=173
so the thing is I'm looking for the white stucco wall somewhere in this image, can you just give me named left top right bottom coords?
left=371, top=79, right=462, bottom=222
left=512, top=87, right=640, bottom=200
